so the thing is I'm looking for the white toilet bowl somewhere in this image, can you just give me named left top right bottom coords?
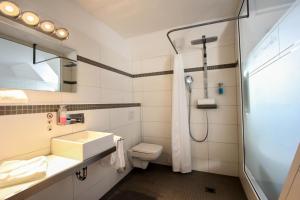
left=128, top=143, right=163, bottom=169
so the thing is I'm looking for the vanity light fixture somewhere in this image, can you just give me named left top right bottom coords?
left=39, top=20, right=55, bottom=33
left=20, top=11, right=40, bottom=26
left=55, top=28, right=69, bottom=39
left=0, top=1, right=70, bottom=40
left=0, top=1, right=20, bottom=17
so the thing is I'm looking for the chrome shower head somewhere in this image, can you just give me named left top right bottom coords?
left=185, top=75, right=193, bottom=85
left=185, top=75, right=193, bottom=92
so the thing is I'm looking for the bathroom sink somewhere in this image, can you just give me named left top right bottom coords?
left=51, top=131, right=114, bottom=161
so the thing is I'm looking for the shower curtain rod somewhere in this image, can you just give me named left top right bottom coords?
left=167, top=0, right=249, bottom=54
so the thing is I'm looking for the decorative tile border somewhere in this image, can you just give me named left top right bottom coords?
left=78, top=55, right=237, bottom=78
left=0, top=103, right=141, bottom=116
left=77, top=56, right=133, bottom=78
left=133, top=63, right=237, bottom=78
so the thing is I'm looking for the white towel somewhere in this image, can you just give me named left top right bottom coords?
left=0, top=156, right=48, bottom=188
left=110, top=136, right=125, bottom=173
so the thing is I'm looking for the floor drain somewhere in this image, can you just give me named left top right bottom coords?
left=205, top=187, right=216, bottom=193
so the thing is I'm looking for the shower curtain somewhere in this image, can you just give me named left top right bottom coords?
left=171, top=54, right=192, bottom=173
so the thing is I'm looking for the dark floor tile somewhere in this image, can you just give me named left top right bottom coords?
left=106, top=190, right=156, bottom=200
left=101, top=164, right=247, bottom=200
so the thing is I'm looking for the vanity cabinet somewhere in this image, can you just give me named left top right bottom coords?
left=26, top=177, right=73, bottom=200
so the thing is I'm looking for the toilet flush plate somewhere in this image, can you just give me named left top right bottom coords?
left=51, top=131, right=114, bottom=161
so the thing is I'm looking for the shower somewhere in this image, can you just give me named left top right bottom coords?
left=185, top=74, right=209, bottom=143
left=185, top=35, right=218, bottom=143
left=185, top=75, right=193, bottom=92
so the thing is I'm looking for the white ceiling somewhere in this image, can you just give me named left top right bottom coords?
left=77, top=0, right=240, bottom=38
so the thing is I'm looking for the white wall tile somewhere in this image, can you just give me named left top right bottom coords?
left=100, top=70, right=132, bottom=92
left=142, top=75, right=172, bottom=91
left=142, top=90, right=172, bottom=106
left=100, top=45, right=131, bottom=74
left=191, top=106, right=237, bottom=125
left=84, top=109, right=110, bottom=132
left=131, top=60, right=142, bottom=74
left=133, top=78, right=144, bottom=92
left=208, top=160, right=238, bottom=177
left=187, top=68, right=237, bottom=89
left=141, top=55, right=171, bottom=73
left=109, top=107, right=140, bottom=130
left=61, top=86, right=101, bottom=104
left=77, top=62, right=101, bottom=87
left=182, top=44, right=236, bottom=69
left=142, top=122, right=171, bottom=139
left=190, top=123, right=238, bottom=144
left=100, top=89, right=133, bottom=104
left=191, top=87, right=237, bottom=106
left=133, top=91, right=143, bottom=103
left=208, top=124, right=238, bottom=144
left=189, top=123, right=209, bottom=141
left=24, top=91, right=62, bottom=105
left=142, top=106, right=171, bottom=122
left=0, top=113, right=52, bottom=161
left=209, top=143, right=238, bottom=163
left=206, top=44, right=237, bottom=66
left=192, top=159, right=209, bottom=172
left=191, top=141, right=208, bottom=160
left=208, top=106, right=238, bottom=125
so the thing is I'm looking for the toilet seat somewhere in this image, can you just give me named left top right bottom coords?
left=131, top=143, right=163, bottom=161
left=128, top=143, right=163, bottom=169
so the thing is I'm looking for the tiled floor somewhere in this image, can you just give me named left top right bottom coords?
left=101, top=164, right=247, bottom=200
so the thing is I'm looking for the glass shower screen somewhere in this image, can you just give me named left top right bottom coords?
left=239, top=0, right=299, bottom=200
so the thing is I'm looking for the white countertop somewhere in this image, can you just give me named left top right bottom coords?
left=0, top=155, right=80, bottom=200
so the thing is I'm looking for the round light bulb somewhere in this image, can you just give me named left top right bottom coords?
left=55, top=28, right=69, bottom=39
left=21, top=11, right=40, bottom=26
left=26, top=15, right=34, bottom=22
left=0, top=1, right=20, bottom=17
left=40, top=20, right=55, bottom=33
left=5, top=5, right=13, bottom=12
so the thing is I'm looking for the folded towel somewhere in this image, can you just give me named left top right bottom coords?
left=110, top=136, right=126, bottom=173
left=0, top=156, right=48, bottom=188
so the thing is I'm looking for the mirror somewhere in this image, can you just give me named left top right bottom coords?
left=0, top=16, right=77, bottom=93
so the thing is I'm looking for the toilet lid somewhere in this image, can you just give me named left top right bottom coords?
left=132, top=143, right=162, bottom=154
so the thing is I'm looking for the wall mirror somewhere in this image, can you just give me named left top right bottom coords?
left=0, top=16, right=77, bottom=93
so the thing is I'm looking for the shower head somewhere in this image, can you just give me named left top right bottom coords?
left=191, top=36, right=218, bottom=45
left=185, top=75, right=193, bottom=85
left=185, top=75, right=193, bottom=93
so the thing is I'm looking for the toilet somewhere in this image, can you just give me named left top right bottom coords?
left=128, top=143, right=163, bottom=169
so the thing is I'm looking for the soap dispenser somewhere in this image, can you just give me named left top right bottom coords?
left=58, top=105, right=67, bottom=125
left=218, top=82, right=224, bottom=95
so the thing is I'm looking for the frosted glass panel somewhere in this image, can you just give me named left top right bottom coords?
left=240, top=0, right=299, bottom=199
left=244, top=48, right=300, bottom=199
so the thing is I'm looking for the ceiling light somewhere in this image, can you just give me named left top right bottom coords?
left=0, top=1, right=20, bottom=17
left=21, top=11, right=40, bottom=26
left=55, top=28, right=69, bottom=39
left=40, top=20, right=55, bottom=33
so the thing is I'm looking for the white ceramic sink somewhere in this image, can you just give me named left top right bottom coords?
left=51, top=131, right=114, bottom=161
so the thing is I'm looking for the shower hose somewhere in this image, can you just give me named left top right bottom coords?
left=187, top=89, right=209, bottom=142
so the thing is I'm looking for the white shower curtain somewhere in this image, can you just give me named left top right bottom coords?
left=171, top=54, right=192, bottom=173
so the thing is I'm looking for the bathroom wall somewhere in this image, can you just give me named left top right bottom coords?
left=0, top=0, right=140, bottom=199
left=127, top=21, right=240, bottom=176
